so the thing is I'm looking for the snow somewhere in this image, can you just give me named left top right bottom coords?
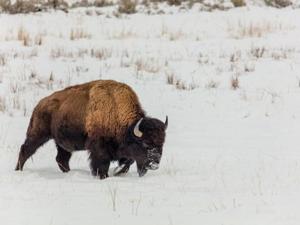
left=1, top=5, right=300, bottom=225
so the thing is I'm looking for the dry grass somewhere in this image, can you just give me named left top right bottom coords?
left=166, top=72, right=198, bottom=90
left=0, top=0, right=10, bottom=12
left=0, top=97, right=6, bottom=112
left=168, top=30, right=184, bottom=41
left=167, top=0, right=182, bottom=5
left=70, top=28, right=92, bottom=40
left=130, top=194, right=142, bottom=216
left=270, top=48, right=294, bottom=60
left=229, top=20, right=292, bottom=39
left=264, top=0, right=292, bottom=7
left=50, top=48, right=89, bottom=58
left=29, top=48, right=38, bottom=57
left=230, top=51, right=241, bottom=62
left=250, top=46, right=265, bottom=58
left=107, top=183, right=118, bottom=212
left=118, top=0, right=137, bottom=14
left=198, top=53, right=209, bottom=64
left=107, top=28, right=135, bottom=40
left=244, top=62, right=255, bottom=73
left=231, top=76, right=239, bottom=90
left=17, top=26, right=31, bottom=46
left=51, top=47, right=114, bottom=59
left=47, top=72, right=55, bottom=90
left=1, top=0, right=40, bottom=14
left=0, top=54, right=6, bottom=66
left=12, top=94, right=21, bottom=110
left=90, top=48, right=113, bottom=60
left=163, top=157, right=178, bottom=176
left=94, top=0, right=113, bottom=7
left=206, top=80, right=219, bottom=89
left=160, top=25, right=184, bottom=41
left=50, top=48, right=67, bottom=58
left=34, top=34, right=43, bottom=46
left=134, top=58, right=161, bottom=75
left=231, top=0, right=246, bottom=7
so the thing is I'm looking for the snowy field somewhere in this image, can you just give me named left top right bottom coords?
left=1, top=5, right=300, bottom=225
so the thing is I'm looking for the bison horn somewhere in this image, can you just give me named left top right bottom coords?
left=165, top=116, right=168, bottom=129
left=133, top=118, right=143, bottom=138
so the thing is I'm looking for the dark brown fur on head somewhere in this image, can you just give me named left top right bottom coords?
left=137, top=118, right=167, bottom=147
left=118, top=117, right=168, bottom=177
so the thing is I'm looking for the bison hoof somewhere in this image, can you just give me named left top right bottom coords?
left=15, top=161, right=24, bottom=171
left=113, top=164, right=130, bottom=176
left=100, top=173, right=109, bottom=179
left=57, top=162, right=70, bottom=173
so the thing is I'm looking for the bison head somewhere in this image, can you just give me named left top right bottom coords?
left=121, top=116, right=168, bottom=177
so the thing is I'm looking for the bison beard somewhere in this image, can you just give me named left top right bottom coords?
left=15, top=80, right=167, bottom=179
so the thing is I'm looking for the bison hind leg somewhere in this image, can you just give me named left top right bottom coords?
left=15, top=136, right=49, bottom=171
left=89, top=152, right=110, bottom=179
left=55, top=144, right=72, bottom=173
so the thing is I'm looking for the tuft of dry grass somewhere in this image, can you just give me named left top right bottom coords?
left=250, top=46, right=265, bottom=58
left=244, top=62, right=255, bottom=72
left=166, top=72, right=198, bottom=91
left=264, top=0, right=292, bottom=7
left=50, top=48, right=85, bottom=58
left=134, top=58, right=161, bottom=75
left=107, top=28, right=135, bottom=39
left=231, top=0, right=246, bottom=7
left=167, top=0, right=182, bottom=5
left=12, top=94, right=21, bottom=110
left=17, top=26, right=31, bottom=46
left=160, top=24, right=184, bottom=41
left=168, top=30, right=184, bottom=41
left=47, top=72, right=54, bottom=90
left=0, top=0, right=10, bottom=12
left=70, top=28, right=92, bottom=40
left=130, top=194, right=142, bottom=216
left=206, top=80, right=219, bottom=89
left=29, top=48, right=38, bottom=58
left=0, top=54, right=6, bottom=66
left=34, top=34, right=43, bottom=46
left=50, top=48, right=67, bottom=58
left=1, top=0, right=40, bottom=14
left=107, top=183, right=118, bottom=212
left=270, top=48, right=293, bottom=60
left=231, top=76, right=239, bottom=90
left=118, top=0, right=137, bottom=14
left=0, top=96, right=6, bottom=112
left=229, top=20, right=292, bottom=39
left=94, top=0, right=113, bottom=7
left=163, top=156, right=178, bottom=176
left=230, top=51, right=241, bottom=62
left=90, top=48, right=113, bottom=60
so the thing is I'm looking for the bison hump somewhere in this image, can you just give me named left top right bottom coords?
left=85, top=80, right=144, bottom=141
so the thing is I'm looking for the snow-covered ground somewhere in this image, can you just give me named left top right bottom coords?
left=1, top=5, right=300, bottom=225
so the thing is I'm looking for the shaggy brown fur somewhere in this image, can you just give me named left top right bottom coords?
left=85, top=80, right=144, bottom=142
left=15, top=80, right=167, bottom=179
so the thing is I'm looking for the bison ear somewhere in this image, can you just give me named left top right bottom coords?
left=164, top=116, right=168, bottom=129
left=133, top=118, right=143, bottom=138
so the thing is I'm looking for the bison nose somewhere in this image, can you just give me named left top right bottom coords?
left=147, top=162, right=159, bottom=170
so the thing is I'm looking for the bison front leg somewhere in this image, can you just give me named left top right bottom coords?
left=113, top=158, right=134, bottom=176
left=89, top=152, right=110, bottom=179
left=55, top=144, right=72, bottom=173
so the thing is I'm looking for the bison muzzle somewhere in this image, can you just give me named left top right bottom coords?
left=15, top=80, right=168, bottom=179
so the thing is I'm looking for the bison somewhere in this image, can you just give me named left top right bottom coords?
left=15, top=80, right=168, bottom=179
